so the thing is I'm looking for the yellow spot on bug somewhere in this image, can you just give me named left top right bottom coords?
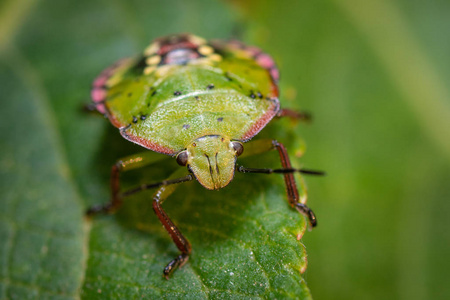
left=144, top=43, right=159, bottom=56
left=146, top=55, right=161, bottom=66
left=107, top=74, right=123, bottom=87
left=155, top=65, right=173, bottom=77
left=189, top=35, right=206, bottom=45
left=198, top=45, right=214, bottom=56
left=209, top=54, right=222, bottom=62
left=143, top=66, right=156, bottom=75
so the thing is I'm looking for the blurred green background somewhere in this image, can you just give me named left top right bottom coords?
left=1, top=0, right=450, bottom=299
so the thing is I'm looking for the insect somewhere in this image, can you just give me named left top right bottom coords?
left=87, top=34, right=323, bottom=279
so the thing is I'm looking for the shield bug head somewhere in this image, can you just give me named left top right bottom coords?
left=183, top=135, right=243, bottom=190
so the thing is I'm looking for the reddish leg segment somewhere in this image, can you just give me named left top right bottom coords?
left=152, top=183, right=192, bottom=278
left=273, top=141, right=300, bottom=208
left=85, top=163, right=126, bottom=215
left=277, top=108, right=312, bottom=122
left=86, top=151, right=171, bottom=215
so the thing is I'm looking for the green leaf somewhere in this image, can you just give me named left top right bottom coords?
left=0, top=0, right=313, bottom=299
left=0, top=45, right=85, bottom=300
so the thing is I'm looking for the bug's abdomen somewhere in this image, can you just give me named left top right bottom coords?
left=97, top=34, right=281, bottom=154
left=119, top=66, right=279, bottom=153
left=123, top=90, right=264, bottom=151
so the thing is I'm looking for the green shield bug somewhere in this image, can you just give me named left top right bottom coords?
left=87, top=34, right=324, bottom=278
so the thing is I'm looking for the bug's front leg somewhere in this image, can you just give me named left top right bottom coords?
left=151, top=170, right=194, bottom=279
left=86, top=151, right=170, bottom=215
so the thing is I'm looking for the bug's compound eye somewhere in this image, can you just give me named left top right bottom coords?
left=231, top=141, right=244, bottom=156
left=176, top=151, right=189, bottom=166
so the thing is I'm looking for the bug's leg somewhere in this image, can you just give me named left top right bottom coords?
left=150, top=169, right=194, bottom=279
left=277, top=108, right=312, bottom=122
left=81, top=102, right=104, bottom=115
left=238, top=139, right=323, bottom=227
left=86, top=151, right=170, bottom=216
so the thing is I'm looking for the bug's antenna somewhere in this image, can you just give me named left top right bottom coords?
left=237, top=166, right=325, bottom=176
left=297, top=169, right=326, bottom=176
left=121, top=175, right=194, bottom=197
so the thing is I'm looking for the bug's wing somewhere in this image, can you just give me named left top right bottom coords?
left=90, top=35, right=282, bottom=152
left=90, top=56, right=155, bottom=128
left=208, top=40, right=281, bottom=140
left=212, top=39, right=280, bottom=94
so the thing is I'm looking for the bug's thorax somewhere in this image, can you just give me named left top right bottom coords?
left=186, top=135, right=238, bottom=191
